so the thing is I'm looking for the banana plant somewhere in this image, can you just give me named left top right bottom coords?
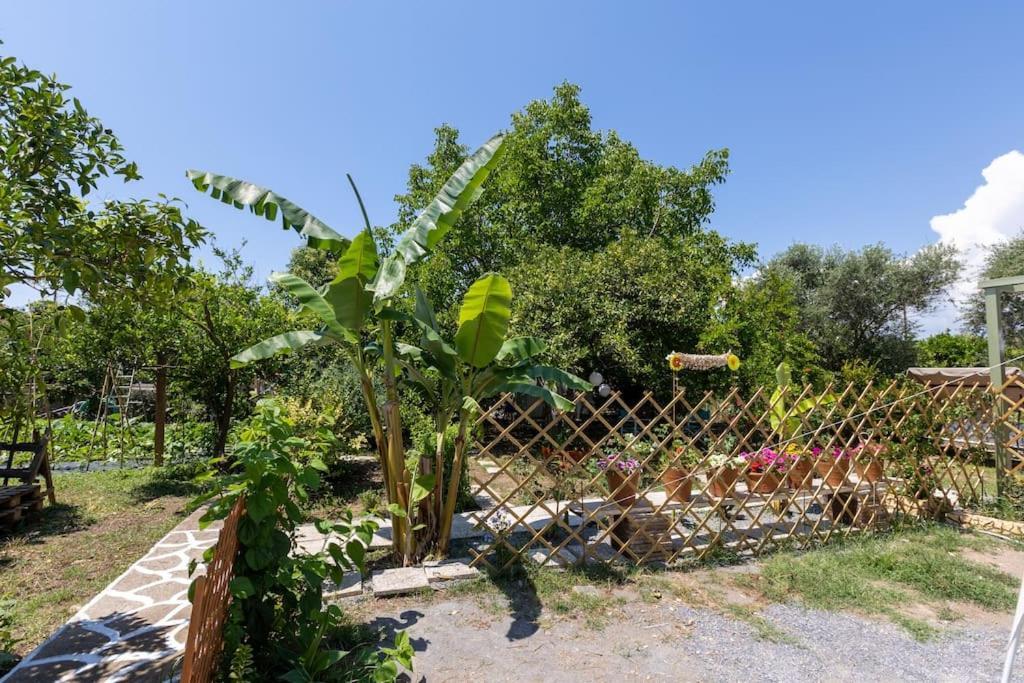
left=391, top=274, right=590, bottom=555
left=188, top=134, right=507, bottom=563
left=769, top=361, right=835, bottom=447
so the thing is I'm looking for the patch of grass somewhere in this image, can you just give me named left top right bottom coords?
left=721, top=603, right=800, bottom=645
left=0, top=468, right=193, bottom=655
left=754, top=524, right=1017, bottom=639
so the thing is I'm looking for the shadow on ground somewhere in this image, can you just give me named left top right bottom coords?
left=5, top=610, right=182, bottom=682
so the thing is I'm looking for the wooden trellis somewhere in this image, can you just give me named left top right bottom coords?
left=182, top=497, right=245, bottom=683
left=465, top=376, right=1017, bottom=571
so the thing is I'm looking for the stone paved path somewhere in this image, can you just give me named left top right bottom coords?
left=2, top=497, right=603, bottom=681
left=3, top=508, right=219, bottom=682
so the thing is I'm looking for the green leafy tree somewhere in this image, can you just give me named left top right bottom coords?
left=703, top=268, right=821, bottom=389
left=964, top=232, right=1024, bottom=346
left=0, top=50, right=203, bottom=303
left=916, top=332, right=986, bottom=367
left=506, top=230, right=753, bottom=396
left=762, top=243, right=961, bottom=374
left=390, top=82, right=731, bottom=319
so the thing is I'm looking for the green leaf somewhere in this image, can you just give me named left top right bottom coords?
left=414, top=286, right=440, bottom=332
left=372, top=133, right=506, bottom=301
left=454, top=273, right=512, bottom=368
left=496, top=336, right=546, bottom=363
left=325, top=230, right=378, bottom=330
left=492, top=381, right=575, bottom=412
left=186, top=170, right=348, bottom=252
left=345, top=539, right=366, bottom=573
left=230, top=330, right=329, bottom=368
left=229, top=576, right=256, bottom=598
left=410, top=474, right=435, bottom=505
left=270, top=272, right=351, bottom=339
left=526, top=365, right=592, bottom=391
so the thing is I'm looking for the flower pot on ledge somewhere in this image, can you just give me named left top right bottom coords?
left=787, top=459, right=814, bottom=489
left=661, top=467, right=692, bottom=503
left=604, top=469, right=639, bottom=507
left=746, top=470, right=783, bottom=494
left=815, top=454, right=850, bottom=487
left=708, top=466, right=738, bottom=498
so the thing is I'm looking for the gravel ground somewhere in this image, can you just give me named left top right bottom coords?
left=360, top=592, right=1023, bottom=682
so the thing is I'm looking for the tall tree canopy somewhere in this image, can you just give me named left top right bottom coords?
left=0, top=49, right=204, bottom=306
left=390, top=82, right=732, bottom=317
left=963, top=231, right=1024, bottom=347
left=761, top=243, right=960, bottom=374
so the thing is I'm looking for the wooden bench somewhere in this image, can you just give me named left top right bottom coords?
left=0, top=432, right=55, bottom=528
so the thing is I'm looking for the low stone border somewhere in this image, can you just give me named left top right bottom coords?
left=947, top=509, right=1024, bottom=539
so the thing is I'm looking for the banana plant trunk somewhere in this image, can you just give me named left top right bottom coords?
left=437, top=409, right=471, bottom=557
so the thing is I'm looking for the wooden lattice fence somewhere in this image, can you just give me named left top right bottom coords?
left=465, top=377, right=1022, bottom=571
left=181, top=496, right=245, bottom=683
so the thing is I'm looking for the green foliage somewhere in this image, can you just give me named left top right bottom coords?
left=0, top=600, right=20, bottom=676
left=964, top=231, right=1024, bottom=345
left=193, top=400, right=411, bottom=682
left=0, top=50, right=205, bottom=307
left=506, top=230, right=751, bottom=395
left=390, top=83, right=732, bottom=319
left=761, top=243, right=961, bottom=374
left=916, top=332, right=986, bottom=367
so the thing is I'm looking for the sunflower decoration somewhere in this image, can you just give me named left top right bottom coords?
left=665, top=351, right=741, bottom=372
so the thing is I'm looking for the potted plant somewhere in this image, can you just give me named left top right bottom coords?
left=852, top=443, right=886, bottom=483
left=742, top=448, right=788, bottom=494
left=706, top=437, right=744, bottom=498
left=658, top=442, right=701, bottom=504
left=784, top=446, right=815, bottom=489
left=598, top=451, right=642, bottom=507
left=814, top=447, right=851, bottom=487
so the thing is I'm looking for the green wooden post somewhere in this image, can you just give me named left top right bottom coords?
left=986, top=286, right=1008, bottom=498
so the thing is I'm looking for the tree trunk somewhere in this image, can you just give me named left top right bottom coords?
left=214, top=372, right=235, bottom=457
left=153, top=351, right=167, bottom=466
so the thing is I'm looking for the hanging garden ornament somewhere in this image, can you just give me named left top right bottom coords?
left=665, top=351, right=741, bottom=372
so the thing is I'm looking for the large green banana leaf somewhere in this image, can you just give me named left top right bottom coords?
left=496, top=337, right=547, bottom=363
left=454, top=273, right=512, bottom=368
left=230, top=330, right=328, bottom=369
left=372, top=134, right=506, bottom=301
left=325, top=230, right=378, bottom=330
left=270, top=272, right=353, bottom=340
left=186, top=170, right=348, bottom=252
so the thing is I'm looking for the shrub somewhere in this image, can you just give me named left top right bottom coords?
left=192, top=399, right=413, bottom=681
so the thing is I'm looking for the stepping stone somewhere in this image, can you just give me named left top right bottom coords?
left=425, top=558, right=480, bottom=583
left=324, top=571, right=363, bottom=598
left=370, top=567, right=430, bottom=596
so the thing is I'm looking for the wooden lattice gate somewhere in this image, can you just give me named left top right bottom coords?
left=465, top=377, right=1014, bottom=571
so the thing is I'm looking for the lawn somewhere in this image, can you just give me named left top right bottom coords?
left=0, top=467, right=202, bottom=655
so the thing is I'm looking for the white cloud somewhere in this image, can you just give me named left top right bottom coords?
left=921, top=150, right=1024, bottom=334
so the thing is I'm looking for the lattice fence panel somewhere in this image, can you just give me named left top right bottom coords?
left=182, top=497, right=245, bottom=683
left=467, top=379, right=998, bottom=571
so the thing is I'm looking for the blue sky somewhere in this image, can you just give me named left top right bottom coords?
left=3, top=2, right=1023, bottom=329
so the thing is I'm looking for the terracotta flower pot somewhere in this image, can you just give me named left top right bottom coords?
left=604, top=469, right=639, bottom=506
left=746, top=470, right=783, bottom=494
left=857, top=458, right=885, bottom=483
left=787, top=459, right=814, bottom=489
left=564, top=449, right=588, bottom=464
left=708, top=466, right=738, bottom=498
left=814, top=454, right=850, bottom=487
left=661, top=467, right=692, bottom=503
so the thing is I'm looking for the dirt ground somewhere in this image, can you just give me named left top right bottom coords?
left=349, top=542, right=1024, bottom=682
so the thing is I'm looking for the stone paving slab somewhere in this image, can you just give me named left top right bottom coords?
left=370, top=567, right=431, bottom=596
left=4, top=506, right=218, bottom=682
